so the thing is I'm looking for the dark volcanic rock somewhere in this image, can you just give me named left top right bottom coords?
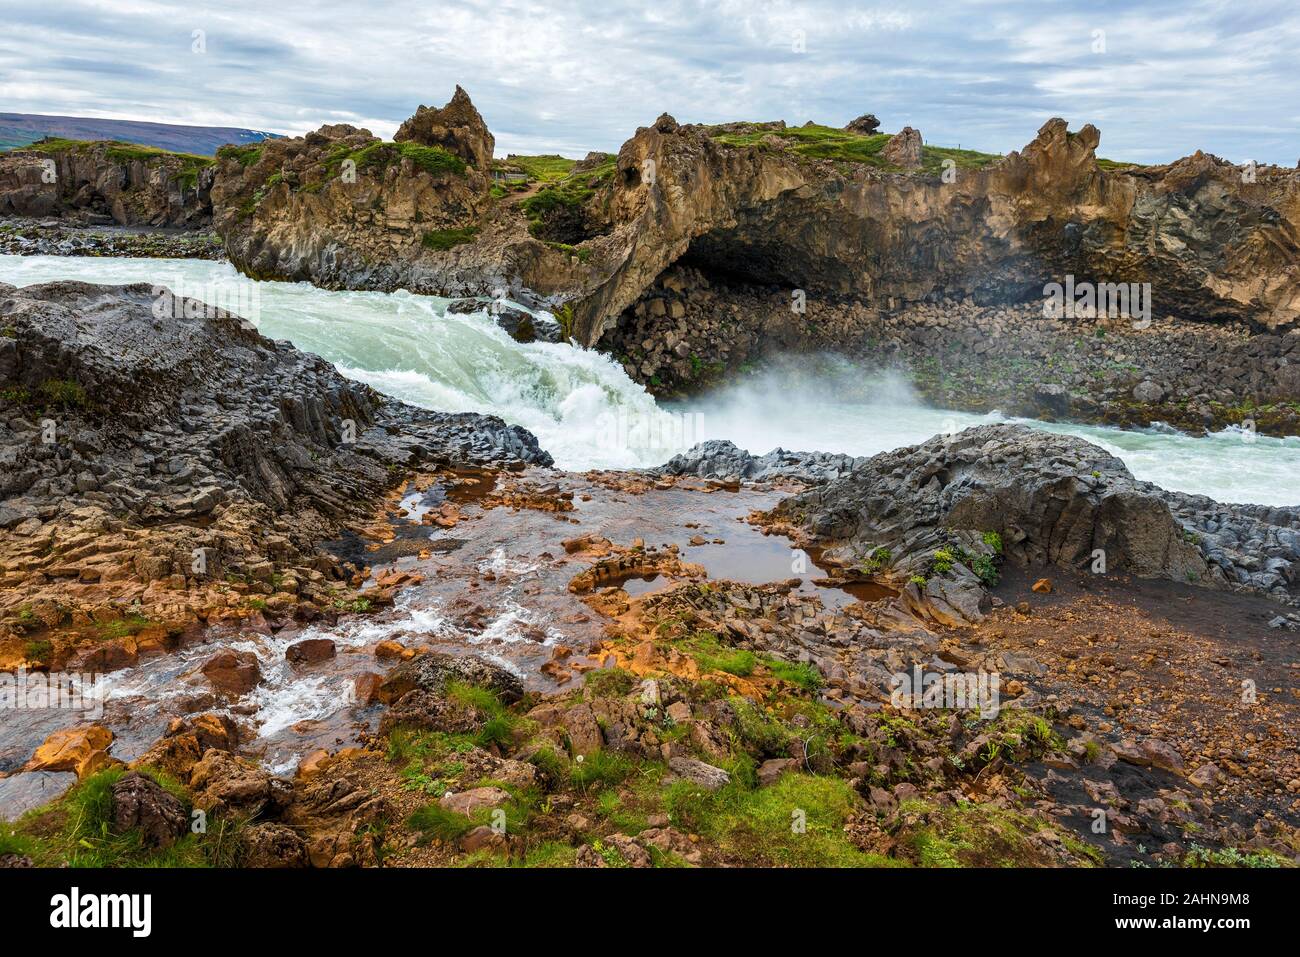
left=111, top=770, right=189, bottom=848
left=657, top=440, right=864, bottom=484
left=844, top=113, right=881, bottom=135
left=776, top=424, right=1206, bottom=584
left=0, top=280, right=551, bottom=530
left=378, top=652, right=525, bottom=706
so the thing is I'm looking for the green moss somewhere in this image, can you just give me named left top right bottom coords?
left=708, top=123, right=999, bottom=173
left=216, top=143, right=264, bottom=167
left=421, top=226, right=479, bottom=251
left=584, top=667, right=636, bottom=698
left=858, top=545, right=892, bottom=574
left=22, top=639, right=53, bottom=663
left=763, top=657, right=824, bottom=693
left=346, top=140, right=467, bottom=178
left=95, top=614, right=153, bottom=641
left=332, top=597, right=372, bottom=613
left=666, top=771, right=893, bottom=867
left=1096, top=157, right=1148, bottom=171
left=901, top=799, right=1101, bottom=867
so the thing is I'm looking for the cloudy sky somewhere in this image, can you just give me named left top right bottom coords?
left=2, top=0, right=1297, bottom=164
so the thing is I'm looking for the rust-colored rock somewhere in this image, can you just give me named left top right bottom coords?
left=24, top=725, right=116, bottom=779
left=201, top=649, right=262, bottom=696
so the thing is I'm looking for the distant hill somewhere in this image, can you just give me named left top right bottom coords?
left=0, top=113, right=281, bottom=157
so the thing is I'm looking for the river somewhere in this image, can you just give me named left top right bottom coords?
left=2, top=254, right=1297, bottom=507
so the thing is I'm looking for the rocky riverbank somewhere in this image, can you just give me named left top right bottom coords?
left=1, top=277, right=1296, bottom=868
left=0, top=219, right=224, bottom=259
left=598, top=263, right=1300, bottom=438
left=0, top=280, right=548, bottom=675
left=3, top=449, right=1295, bottom=869
left=5, top=89, right=1298, bottom=442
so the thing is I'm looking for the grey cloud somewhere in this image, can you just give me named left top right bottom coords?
left=0, top=0, right=1295, bottom=165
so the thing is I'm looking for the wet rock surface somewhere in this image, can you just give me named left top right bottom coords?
left=0, top=218, right=223, bottom=259
left=0, top=281, right=549, bottom=668
left=656, top=439, right=864, bottom=484
left=766, top=424, right=1300, bottom=609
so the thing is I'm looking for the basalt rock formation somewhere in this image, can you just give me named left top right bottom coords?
left=574, top=116, right=1300, bottom=347
left=0, top=280, right=548, bottom=668
left=201, top=93, right=1300, bottom=357
left=0, top=140, right=213, bottom=227
left=395, top=85, right=495, bottom=172
left=753, top=424, right=1300, bottom=620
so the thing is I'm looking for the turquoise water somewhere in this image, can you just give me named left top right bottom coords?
left=3, top=254, right=1297, bottom=506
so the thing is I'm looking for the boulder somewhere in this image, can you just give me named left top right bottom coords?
left=844, top=113, right=881, bottom=135
left=23, top=725, right=116, bottom=779
left=439, top=786, right=511, bottom=816
left=240, top=822, right=309, bottom=867
left=201, top=650, right=262, bottom=696
left=110, top=771, right=188, bottom=848
left=189, top=750, right=281, bottom=817
left=377, top=652, right=524, bottom=706
left=668, top=756, right=730, bottom=791
left=881, top=127, right=923, bottom=168
left=285, top=638, right=336, bottom=665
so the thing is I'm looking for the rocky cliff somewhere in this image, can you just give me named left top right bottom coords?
left=0, top=140, right=214, bottom=227
left=202, top=96, right=1299, bottom=346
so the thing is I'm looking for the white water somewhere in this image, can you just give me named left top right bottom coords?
left=3, top=254, right=1298, bottom=506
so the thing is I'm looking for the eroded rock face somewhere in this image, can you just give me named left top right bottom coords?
left=881, top=126, right=923, bottom=168
left=772, top=424, right=1209, bottom=585
left=0, top=142, right=212, bottom=226
left=203, top=100, right=1299, bottom=344
left=568, top=116, right=1300, bottom=342
left=211, top=97, right=495, bottom=291
left=395, top=86, right=495, bottom=171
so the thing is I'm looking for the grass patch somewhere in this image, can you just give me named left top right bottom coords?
left=94, top=614, right=153, bottom=641
left=343, top=140, right=467, bottom=178
left=570, top=750, right=635, bottom=792
left=421, top=226, right=479, bottom=251
left=900, top=799, right=1102, bottom=867
left=8, top=766, right=242, bottom=867
left=584, top=667, right=636, bottom=698
left=708, top=123, right=1000, bottom=173
left=497, top=154, right=577, bottom=184
left=763, top=657, right=824, bottom=693
left=22, top=639, right=53, bottom=663
left=519, top=155, right=616, bottom=237
left=1183, top=844, right=1288, bottom=868
left=216, top=143, right=265, bottom=167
